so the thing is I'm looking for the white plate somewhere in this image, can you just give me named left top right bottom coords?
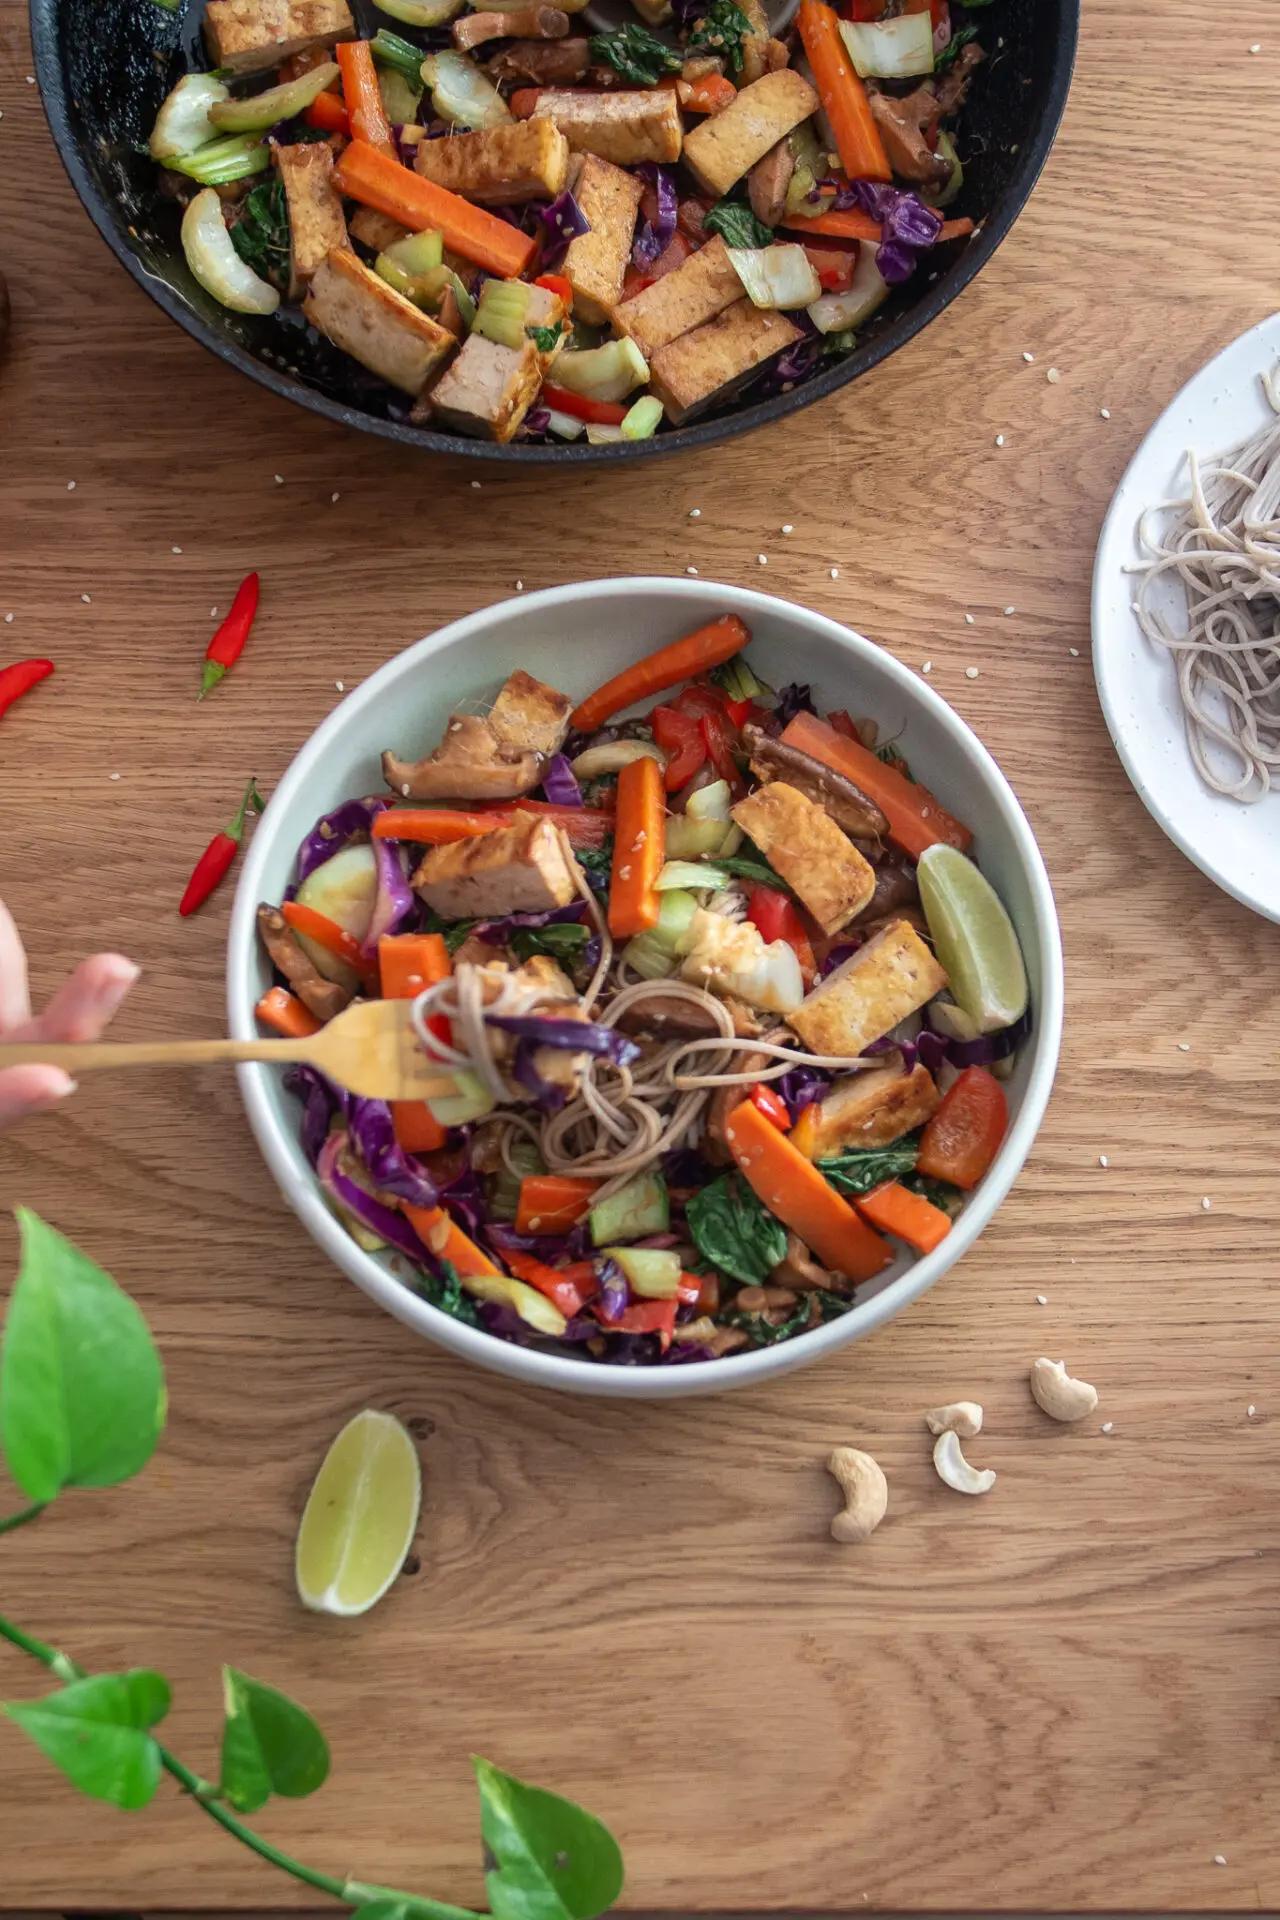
left=1091, top=313, right=1280, bottom=924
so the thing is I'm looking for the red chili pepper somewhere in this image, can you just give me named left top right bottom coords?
left=750, top=1083, right=792, bottom=1131
left=179, top=776, right=264, bottom=917
left=201, top=571, right=261, bottom=700
left=540, top=384, right=629, bottom=426
left=0, top=658, right=54, bottom=722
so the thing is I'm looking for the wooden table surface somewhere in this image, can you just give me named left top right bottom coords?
left=3, top=0, right=1279, bottom=1910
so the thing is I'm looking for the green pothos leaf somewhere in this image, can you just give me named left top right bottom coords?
left=0, top=1209, right=166, bottom=1504
left=476, top=1757, right=624, bottom=1920
left=3, top=1669, right=170, bottom=1809
left=218, top=1666, right=330, bottom=1813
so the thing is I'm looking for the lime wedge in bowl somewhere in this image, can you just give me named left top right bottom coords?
left=295, top=1409, right=421, bottom=1617
left=917, top=844, right=1028, bottom=1034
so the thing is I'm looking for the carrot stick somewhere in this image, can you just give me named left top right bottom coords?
left=723, top=1098, right=892, bottom=1282
left=780, top=709, right=972, bottom=857
left=255, top=985, right=321, bottom=1039
left=374, top=803, right=613, bottom=851
left=516, top=1174, right=600, bottom=1234
left=784, top=209, right=974, bottom=244
left=336, top=41, right=396, bottom=158
left=570, top=615, right=751, bottom=732
left=509, top=88, right=544, bottom=117
left=796, top=0, right=891, bottom=185
left=334, top=138, right=537, bottom=279
left=379, top=932, right=452, bottom=1156
left=304, top=87, right=352, bottom=136
left=402, top=1205, right=501, bottom=1277
left=608, top=755, right=665, bottom=939
left=280, top=900, right=381, bottom=988
left=854, top=1180, right=951, bottom=1254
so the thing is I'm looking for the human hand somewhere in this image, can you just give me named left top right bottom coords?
left=0, top=899, right=139, bottom=1129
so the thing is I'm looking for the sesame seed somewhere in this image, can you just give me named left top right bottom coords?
left=1021, top=351, right=1035, bottom=364
left=210, top=607, right=218, bottom=619
left=921, top=660, right=933, bottom=674
left=171, top=545, right=182, bottom=555
left=108, top=772, right=121, bottom=781
left=830, top=567, right=839, bottom=580
left=401, top=783, right=411, bottom=797
left=1069, top=646, right=1080, bottom=656
left=1248, top=42, right=1261, bottom=52
left=274, top=473, right=284, bottom=484
left=618, top=865, right=632, bottom=880
left=1201, top=1196, right=1212, bottom=1211
left=66, top=480, right=76, bottom=491
left=335, top=680, right=345, bottom=692
left=1248, top=1405, right=1257, bottom=1417
left=471, top=480, right=482, bottom=489
left=1003, top=605, right=1016, bottom=616
left=781, top=523, right=794, bottom=534
left=330, top=492, right=340, bottom=504
left=24, top=74, right=34, bottom=84
left=965, top=666, right=980, bottom=680
left=1099, top=1154, right=1109, bottom=1168
left=515, top=579, right=524, bottom=591
left=964, top=612, right=975, bottom=625
left=686, top=565, right=699, bottom=576
left=1036, top=1293, right=1047, bottom=1306
left=757, top=553, right=768, bottom=566
left=1100, top=407, right=1111, bottom=420
left=80, top=593, right=91, bottom=604
left=688, top=507, right=701, bottom=519
left=1213, top=1856, right=1227, bottom=1867
left=1046, top=366, right=1062, bottom=383
left=994, top=433, right=1005, bottom=447
left=1101, top=1421, right=1114, bottom=1434
left=1177, top=1041, right=1191, bottom=1052
left=4, top=613, right=13, bottom=623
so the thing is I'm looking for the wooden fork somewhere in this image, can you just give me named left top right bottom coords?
left=0, top=999, right=458, bottom=1102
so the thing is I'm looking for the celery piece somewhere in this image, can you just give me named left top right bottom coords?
left=415, top=264, right=476, bottom=327
left=620, top=888, right=698, bottom=979
left=426, top=1070, right=496, bottom=1127
left=474, top=278, right=533, bottom=350
left=589, top=1171, right=669, bottom=1247
left=371, top=27, right=432, bottom=82
left=545, top=409, right=586, bottom=441
left=385, top=228, right=445, bottom=275
left=712, top=655, right=774, bottom=703
left=602, top=1247, right=682, bottom=1298
left=422, top=49, right=511, bottom=129
left=656, top=860, right=731, bottom=892
left=727, top=244, right=822, bottom=312
left=685, top=778, right=732, bottom=822
left=149, top=73, right=230, bottom=160
left=665, top=815, right=729, bottom=861
left=553, top=336, right=649, bottom=403
left=208, top=62, right=338, bottom=133
left=165, top=135, right=271, bottom=185
left=621, top=395, right=663, bottom=441
left=489, top=1135, right=546, bottom=1221
left=378, top=66, right=423, bottom=125
left=585, top=424, right=626, bottom=445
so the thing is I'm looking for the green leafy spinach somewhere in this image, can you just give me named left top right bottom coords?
left=816, top=1141, right=919, bottom=1197
left=686, top=0, right=752, bottom=74
left=509, top=922, right=591, bottom=966
left=714, top=850, right=795, bottom=893
left=687, top=1172, right=788, bottom=1286
left=935, top=23, right=980, bottom=67
left=229, top=177, right=292, bottom=291
left=588, top=22, right=682, bottom=84
left=703, top=197, right=775, bottom=251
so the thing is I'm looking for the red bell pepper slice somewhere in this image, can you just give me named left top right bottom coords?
left=745, top=885, right=816, bottom=978
left=652, top=703, right=707, bottom=791
left=804, top=244, right=857, bottom=294
left=750, top=1083, right=791, bottom=1131
left=916, top=1066, right=1008, bottom=1190
left=699, top=706, right=743, bottom=793
left=607, top=1297, right=677, bottom=1349
left=541, top=384, right=629, bottom=426
left=502, top=1247, right=600, bottom=1321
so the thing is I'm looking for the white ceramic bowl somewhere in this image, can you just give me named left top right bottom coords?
left=228, top=579, right=1063, bottom=1398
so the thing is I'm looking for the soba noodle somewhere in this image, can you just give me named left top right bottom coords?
left=1130, top=365, right=1280, bottom=802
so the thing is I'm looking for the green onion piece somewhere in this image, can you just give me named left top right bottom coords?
left=165, top=135, right=271, bottom=185
left=371, top=27, right=431, bottom=81
left=621, top=394, right=663, bottom=441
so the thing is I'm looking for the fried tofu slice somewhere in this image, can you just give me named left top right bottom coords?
left=428, top=335, right=544, bottom=442
left=347, top=206, right=409, bottom=251
left=204, top=0, right=353, bottom=74
left=415, top=119, right=570, bottom=205
left=488, top=670, right=573, bottom=759
left=613, top=234, right=742, bottom=357
left=272, top=141, right=346, bottom=297
left=303, top=248, right=455, bottom=395
left=384, top=712, right=544, bottom=801
left=560, top=154, right=644, bottom=323
left=787, top=919, right=948, bottom=1058
left=413, top=815, right=578, bottom=918
left=789, top=1062, right=941, bottom=1158
left=731, top=781, right=875, bottom=935
left=649, top=298, right=801, bottom=424
left=682, top=69, right=819, bottom=197
left=530, top=89, right=682, bottom=167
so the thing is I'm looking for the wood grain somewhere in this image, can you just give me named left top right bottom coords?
left=2, top=0, right=1280, bottom=1910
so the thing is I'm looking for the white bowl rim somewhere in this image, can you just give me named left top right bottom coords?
left=228, top=577, right=1064, bottom=1399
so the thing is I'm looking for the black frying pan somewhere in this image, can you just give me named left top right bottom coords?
left=29, top=0, right=1077, bottom=464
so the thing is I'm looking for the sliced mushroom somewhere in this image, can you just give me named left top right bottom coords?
left=256, top=904, right=352, bottom=1022
left=487, top=36, right=590, bottom=84
left=932, top=39, right=984, bottom=116
left=854, top=853, right=920, bottom=924
left=382, top=713, right=544, bottom=802
left=868, top=86, right=950, bottom=189
left=703, top=1047, right=771, bottom=1165
left=613, top=993, right=725, bottom=1041
left=748, top=138, right=796, bottom=229
left=454, top=4, right=568, bottom=47
left=743, top=723, right=888, bottom=842
left=773, top=1230, right=850, bottom=1293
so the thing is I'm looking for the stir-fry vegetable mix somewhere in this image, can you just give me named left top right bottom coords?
left=150, top=0, right=990, bottom=442
left=256, top=617, right=1030, bottom=1365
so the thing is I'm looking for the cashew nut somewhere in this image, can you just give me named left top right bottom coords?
left=924, top=1400, right=983, bottom=1439
left=932, top=1429, right=996, bottom=1496
left=826, top=1446, right=888, bottom=1543
left=1030, top=1356, right=1098, bottom=1423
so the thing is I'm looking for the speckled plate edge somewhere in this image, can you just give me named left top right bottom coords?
left=1091, top=312, right=1280, bottom=925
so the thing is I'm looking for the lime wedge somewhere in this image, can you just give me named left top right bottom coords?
left=295, top=1410, right=421, bottom=1617
left=916, top=844, right=1028, bottom=1034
